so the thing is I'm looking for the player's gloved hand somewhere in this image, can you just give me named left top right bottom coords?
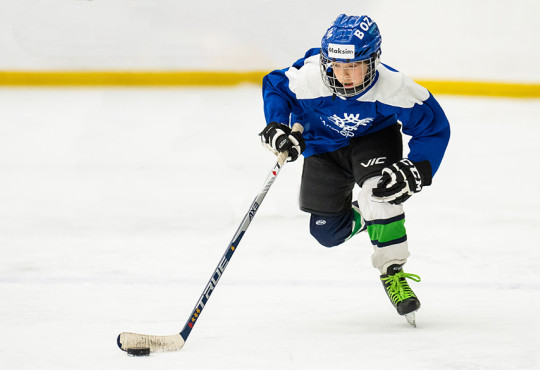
left=259, top=122, right=305, bottom=162
left=371, top=159, right=432, bottom=205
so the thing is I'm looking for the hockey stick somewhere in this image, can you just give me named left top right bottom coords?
left=117, top=123, right=303, bottom=353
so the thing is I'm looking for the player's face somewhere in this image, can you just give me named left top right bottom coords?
left=332, top=61, right=368, bottom=88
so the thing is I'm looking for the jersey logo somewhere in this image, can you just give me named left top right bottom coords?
left=321, top=114, right=373, bottom=137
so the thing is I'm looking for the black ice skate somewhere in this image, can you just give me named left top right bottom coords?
left=380, top=264, right=421, bottom=327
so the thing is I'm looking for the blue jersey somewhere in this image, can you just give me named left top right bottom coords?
left=262, top=48, right=450, bottom=177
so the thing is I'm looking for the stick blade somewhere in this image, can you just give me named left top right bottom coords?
left=117, top=332, right=185, bottom=352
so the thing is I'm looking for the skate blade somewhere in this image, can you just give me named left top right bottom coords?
left=404, top=312, right=416, bottom=327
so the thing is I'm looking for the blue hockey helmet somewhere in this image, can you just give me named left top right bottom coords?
left=321, top=14, right=382, bottom=62
left=320, top=14, right=382, bottom=97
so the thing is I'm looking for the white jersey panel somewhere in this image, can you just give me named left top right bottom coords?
left=358, top=65, right=430, bottom=108
left=285, top=55, right=333, bottom=99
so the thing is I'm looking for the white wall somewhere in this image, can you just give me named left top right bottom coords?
left=1, top=0, right=539, bottom=82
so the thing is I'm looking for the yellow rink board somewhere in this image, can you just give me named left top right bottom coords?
left=0, top=71, right=539, bottom=98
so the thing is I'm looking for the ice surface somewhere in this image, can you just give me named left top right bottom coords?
left=0, top=87, right=539, bottom=369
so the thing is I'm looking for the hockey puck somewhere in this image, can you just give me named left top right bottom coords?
left=127, top=347, right=151, bottom=357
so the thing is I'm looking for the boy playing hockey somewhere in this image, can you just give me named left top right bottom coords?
left=259, top=14, right=450, bottom=325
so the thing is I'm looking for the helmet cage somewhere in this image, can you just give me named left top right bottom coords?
left=319, top=50, right=380, bottom=97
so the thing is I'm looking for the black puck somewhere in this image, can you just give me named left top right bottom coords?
left=127, top=347, right=151, bottom=356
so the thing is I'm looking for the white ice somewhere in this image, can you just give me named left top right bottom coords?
left=0, top=87, right=539, bottom=369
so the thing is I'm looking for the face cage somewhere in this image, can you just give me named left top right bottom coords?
left=319, top=51, right=380, bottom=98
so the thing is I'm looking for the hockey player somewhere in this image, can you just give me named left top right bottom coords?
left=259, top=14, right=450, bottom=324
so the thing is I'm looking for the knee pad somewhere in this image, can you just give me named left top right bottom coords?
left=309, top=212, right=352, bottom=248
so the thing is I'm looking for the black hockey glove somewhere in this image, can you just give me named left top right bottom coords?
left=371, top=159, right=432, bottom=205
left=259, top=122, right=305, bottom=162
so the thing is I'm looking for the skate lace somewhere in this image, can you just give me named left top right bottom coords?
left=382, top=272, right=421, bottom=304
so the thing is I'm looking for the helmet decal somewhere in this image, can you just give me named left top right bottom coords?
left=327, top=44, right=355, bottom=59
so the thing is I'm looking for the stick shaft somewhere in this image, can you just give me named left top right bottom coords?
left=179, top=159, right=283, bottom=340
left=179, top=123, right=302, bottom=342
